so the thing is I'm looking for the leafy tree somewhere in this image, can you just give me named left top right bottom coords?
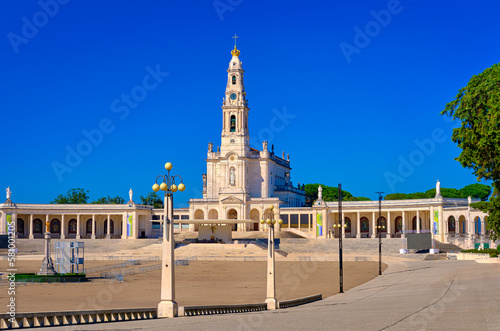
left=51, top=188, right=89, bottom=204
left=441, top=63, right=500, bottom=240
left=304, top=183, right=355, bottom=206
left=459, top=183, right=491, bottom=201
left=140, top=192, right=163, bottom=208
left=91, top=196, right=125, bottom=204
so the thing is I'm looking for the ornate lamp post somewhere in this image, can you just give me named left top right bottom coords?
left=376, top=192, right=384, bottom=275
left=260, top=205, right=282, bottom=309
left=152, top=162, right=185, bottom=318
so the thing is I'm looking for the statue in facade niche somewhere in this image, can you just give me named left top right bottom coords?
left=202, top=174, right=207, bottom=188
left=230, top=168, right=235, bottom=186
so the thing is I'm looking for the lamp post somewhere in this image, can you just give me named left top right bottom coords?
left=152, top=162, right=185, bottom=318
left=260, top=205, right=282, bottom=309
left=332, top=184, right=347, bottom=293
left=376, top=192, right=384, bottom=276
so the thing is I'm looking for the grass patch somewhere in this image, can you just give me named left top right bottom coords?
left=14, top=273, right=87, bottom=283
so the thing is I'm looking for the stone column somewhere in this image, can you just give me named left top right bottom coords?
left=46, top=214, right=50, bottom=233
left=455, top=217, right=460, bottom=236
left=402, top=211, right=406, bottom=239
left=76, top=214, right=81, bottom=239
left=387, top=211, right=391, bottom=238
left=438, top=206, right=445, bottom=242
left=356, top=212, right=361, bottom=238
left=91, top=214, right=96, bottom=239
left=371, top=212, right=376, bottom=238
left=122, top=212, right=128, bottom=239
left=29, top=214, right=34, bottom=239
left=61, top=214, right=66, bottom=239
left=106, top=214, right=111, bottom=239
left=416, top=210, right=420, bottom=233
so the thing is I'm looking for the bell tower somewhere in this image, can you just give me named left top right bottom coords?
left=220, top=37, right=250, bottom=156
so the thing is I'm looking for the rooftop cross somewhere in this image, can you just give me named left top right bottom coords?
left=232, top=33, right=239, bottom=48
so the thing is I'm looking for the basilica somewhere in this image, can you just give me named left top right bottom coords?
left=0, top=45, right=491, bottom=249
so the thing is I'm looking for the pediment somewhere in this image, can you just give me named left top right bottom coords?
left=221, top=196, right=243, bottom=204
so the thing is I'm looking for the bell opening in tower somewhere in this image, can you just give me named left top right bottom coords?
left=230, top=115, right=236, bottom=132
left=232, top=75, right=236, bottom=85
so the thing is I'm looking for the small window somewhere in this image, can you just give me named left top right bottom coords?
left=230, top=139, right=235, bottom=143
left=232, top=76, right=236, bottom=85
left=230, top=115, right=236, bottom=132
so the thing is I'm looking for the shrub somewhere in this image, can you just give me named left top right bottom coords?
left=490, top=251, right=498, bottom=258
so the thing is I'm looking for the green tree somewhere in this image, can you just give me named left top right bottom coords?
left=441, top=63, right=500, bottom=240
left=459, top=183, right=492, bottom=201
left=304, top=183, right=355, bottom=206
left=140, top=192, right=164, bottom=208
left=91, top=196, right=125, bottom=204
left=51, top=188, right=89, bottom=204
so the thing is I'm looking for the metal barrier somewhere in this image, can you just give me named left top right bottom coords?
left=183, top=303, right=267, bottom=316
left=279, top=294, right=322, bottom=309
left=0, top=308, right=156, bottom=329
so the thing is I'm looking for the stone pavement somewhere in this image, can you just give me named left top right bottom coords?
left=36, top=258, right=500, bottom=330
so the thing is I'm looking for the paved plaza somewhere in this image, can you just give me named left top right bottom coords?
left=33, top=258, right=500, bottom=330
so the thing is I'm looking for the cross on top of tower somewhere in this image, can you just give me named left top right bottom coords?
left=232, top=34, right=239, bottom=48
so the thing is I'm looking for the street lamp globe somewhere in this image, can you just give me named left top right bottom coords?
left=160, top=183, right=168, bottom=191
left=171, top=184, right=178, bottom=192
left=165, top=162, right=173, bottom=171
left=152, top=183, right=160, bottom=192
left=178, top=183, right=186, bottom=191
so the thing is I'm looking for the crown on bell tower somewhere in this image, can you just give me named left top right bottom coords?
left=231, top=46, right=240, bottom=57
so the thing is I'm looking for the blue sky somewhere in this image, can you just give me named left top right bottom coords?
left=1, top=0, right=499, bottom=207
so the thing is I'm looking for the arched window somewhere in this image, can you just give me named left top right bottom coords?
left=86, top=219, right=93, bottom=235
left=17, top=219, right=24, bottom=237
left=360, top=217, right=369, bottom=233
left=50, top=219, right=61, bottom=234
left=448, top=216, right=456, bottom=232
left=104, top=219, right=114, bottom=235
left=33, top=219, right=43, bottom=234
left=230, top=115, right=236, bottom=132
left=395, top=216, right=403, bottom=233
left=69, top=219, right=77, bottom=234
left=232, top=75, right=236, bottom=85
left=378, top=216, right=387, bottom=232
left=345, top=217, right=351, bottom=232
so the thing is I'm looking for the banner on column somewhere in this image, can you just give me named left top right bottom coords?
left=127, top=215, right=133, bottom=237
left=433, top=210, right=439, bottom=234
left=6, top=214, right=12, bottom=233
left=316, top=214, right=322, bottom=236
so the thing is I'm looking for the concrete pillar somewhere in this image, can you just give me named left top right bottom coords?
left=29, top=214, right=34, bottom=239
left=91, top=214, right=96, bottom=239
left=438, top=206, right=444, bottom=242
left=356, top=212, right=361, bottom=238
left=76, top=215, right=81, bottom=239
left=371, top=212, right=376, bottom=238
left=106, top=214, right=111, bottom=239
left=387, top=211, right=391, bottom=238
left=122, top=212, right=128, bottom=239
left=402, top=211, right=406, bottom=239
left=61, top=214, right=66, bottom=239
left=416, top=210, right=421, bottom=233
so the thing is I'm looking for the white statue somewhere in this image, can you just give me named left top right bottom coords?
left=202, top=173, right=207, bottom=188
left=6, top=187, right=11, bottom=200
left=129, top=188, right=133, bottom=201
left=436, top=180, right=441, bottom=196
left=230, top=168, right=235, bottom=186
left=208, top=142, right=213, bottom=152
left=262, top=141, right=268, bottom=151
left=468, top=196, right=472, bottom=204
left=318, top=185, right=323, bottom=199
